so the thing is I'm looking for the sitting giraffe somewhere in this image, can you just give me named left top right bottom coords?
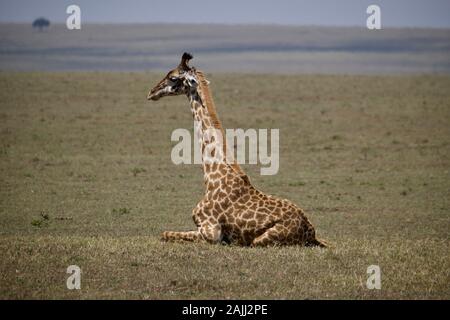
left=147, top=53, right=326, bottom=247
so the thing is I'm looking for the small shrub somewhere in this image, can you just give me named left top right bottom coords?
left=31, top=219, right=43, bottom=227
left=288, top=181, right=306, bottom=187
left=112, top=207, right=131, bottom=215
left=131, top=167, right=146, bottom=177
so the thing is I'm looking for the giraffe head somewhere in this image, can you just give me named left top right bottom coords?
left=147, top=52, right=199, bottom=101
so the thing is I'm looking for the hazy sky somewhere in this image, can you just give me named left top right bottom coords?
left=0, top=0, right=449, bottom=28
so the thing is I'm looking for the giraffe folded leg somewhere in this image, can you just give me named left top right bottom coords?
left=251, top=224, right=287, bottom=247
left=161, top=230, right=204, bottom=242
left=251, top=222, right=326, bottom=247
left=199, top=223, right=223, bottom=244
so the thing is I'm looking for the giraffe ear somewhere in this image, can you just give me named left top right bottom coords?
left=179, top=52, right=193, bottom=70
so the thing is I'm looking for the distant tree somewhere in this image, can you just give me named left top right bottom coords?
left=32, top=18, right=50, bottom=31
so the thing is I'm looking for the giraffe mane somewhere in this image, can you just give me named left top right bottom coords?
left=195, top=70, right=246, bottom=177
left=195, top=70, right=222, bottom=130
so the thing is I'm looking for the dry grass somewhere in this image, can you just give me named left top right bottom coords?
left=0, top=72, right=449, bottom=299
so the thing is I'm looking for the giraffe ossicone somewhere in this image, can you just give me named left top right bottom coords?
left=147, top=52, right=327, bottom=247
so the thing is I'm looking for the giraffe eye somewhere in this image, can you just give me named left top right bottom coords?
left=169, top=77, right=178, bottom=82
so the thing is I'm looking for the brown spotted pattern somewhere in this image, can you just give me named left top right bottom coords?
left=148, top=53, right=326, bottom=247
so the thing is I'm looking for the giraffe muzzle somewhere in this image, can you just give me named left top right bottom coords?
left=147, top=90, right=160, bottom=101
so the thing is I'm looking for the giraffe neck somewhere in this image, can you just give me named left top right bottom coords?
left=186, top=71, right=245, bottom=185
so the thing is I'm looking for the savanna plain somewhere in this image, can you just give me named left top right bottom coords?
left=0, top=72, right=449, bottom=299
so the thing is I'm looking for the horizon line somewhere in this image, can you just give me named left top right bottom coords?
left=1, top=21, right=450, bottom=31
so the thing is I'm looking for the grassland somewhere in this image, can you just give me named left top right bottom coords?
left=0, top=72, right=449, bottom=299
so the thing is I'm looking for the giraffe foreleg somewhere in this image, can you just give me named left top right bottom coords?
left=161, top=223, right=223, bottom=244
left=161, top=230, right=204, bottom=243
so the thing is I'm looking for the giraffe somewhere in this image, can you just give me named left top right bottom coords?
left=147, top=53, right=327, bottom=247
